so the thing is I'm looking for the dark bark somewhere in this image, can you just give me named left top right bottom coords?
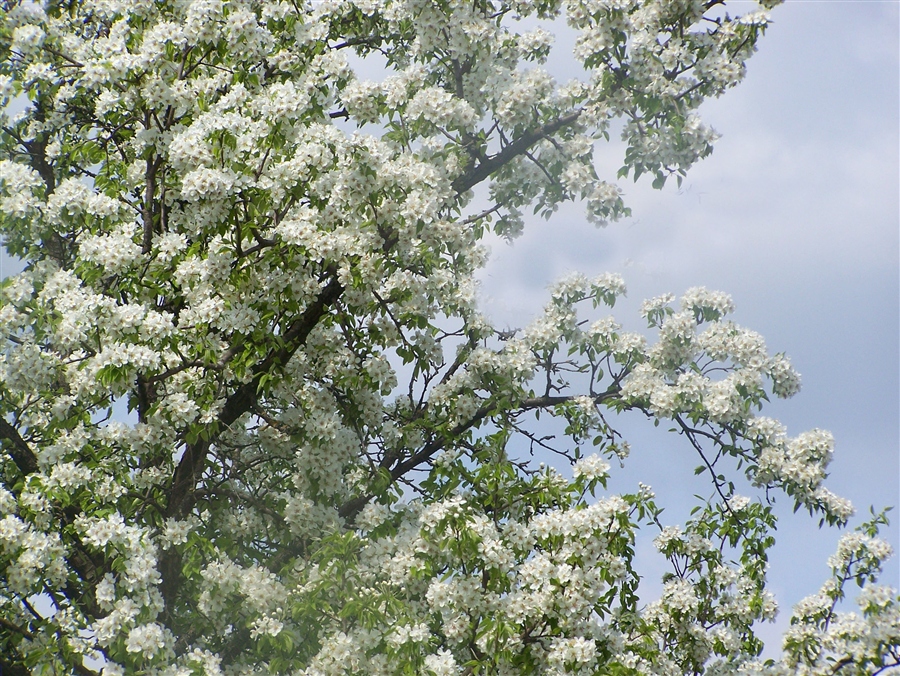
left=159, top=274, right=345, bottom=620
left=0, top=418, right=40, bottom=476
left=452, top=111, right=582, bottom=195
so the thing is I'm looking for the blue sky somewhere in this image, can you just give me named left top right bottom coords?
left=476, top=0, right=900, bottom=646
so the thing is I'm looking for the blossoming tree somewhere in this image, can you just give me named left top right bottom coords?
left=0, top=0, right=896, bottom=674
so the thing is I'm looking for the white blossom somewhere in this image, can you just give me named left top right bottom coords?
left=3, top=2, right=885, bottom=675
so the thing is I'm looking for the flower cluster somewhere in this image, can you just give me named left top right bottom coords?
left=742, top=514, right=899, bottom=675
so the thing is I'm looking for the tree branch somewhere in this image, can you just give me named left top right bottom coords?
left=0, top=655, right=31, bottom=676
left=0, top=615, right=35, bottom=640
left=160, top=273, right=345, bottom=617
left=452, top=110, right=582, bottom=195
left=0, top=417, right=40, bottom=475
left=339, top=387, right=620, bottom=520
left=217, top=273, right=344, bottom=429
